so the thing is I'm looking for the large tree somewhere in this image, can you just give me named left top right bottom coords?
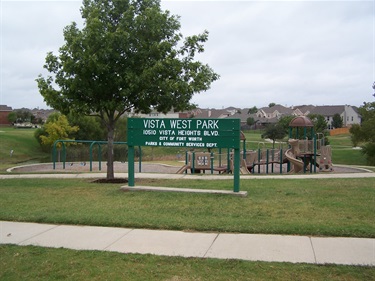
left=36, top=0, right=219, bottom=179
left=350, top=100, right=375, bottom=165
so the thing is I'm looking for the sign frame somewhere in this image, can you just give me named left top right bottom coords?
left=127, top=118, right=241, bottom=192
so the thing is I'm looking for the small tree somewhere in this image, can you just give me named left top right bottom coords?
left=277, top=115, right=295, bottom=133
left=247, top=106, right=258, bottom=114
left=39, top=114, right=79, bottom=147
left=268, top=102, right=276, bottom=108
left=246, top=117, right=255, bottom=127
left=7, top=112, right=17, bottom=124
left=37, top=113, right=79, bottom=161
left=36, top=0, right=219, bottom=180
left=261, top=123, right=287, bottom=148
left=349, top=100, right=375, bottom=165
left=308, top=114, right=328, bottom=133
left=332, top=113, right=343, bottom=129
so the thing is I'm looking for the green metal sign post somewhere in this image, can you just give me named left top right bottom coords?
left=127, top=118, right=241, bottom=192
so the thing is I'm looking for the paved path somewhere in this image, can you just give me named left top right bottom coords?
left=1, top=221, right=374, bottom=266
left=1, top=171, right=375, bottom=180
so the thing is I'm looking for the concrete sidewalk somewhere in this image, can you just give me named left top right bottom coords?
left=1, top=221, right=374, bottom=266
left=1, top=171, right=375, bottom=180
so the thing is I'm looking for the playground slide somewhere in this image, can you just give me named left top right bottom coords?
left=176, top=165, right=190, bottom=174
left=285, top=148, right=304, bottom=173
left=240, top=159, right=251, bottom=174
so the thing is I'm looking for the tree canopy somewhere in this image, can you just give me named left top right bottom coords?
left=332, top=113, right=343, bottom=129
left=36, top=0, right=219, bottom=179
left=247, top=106, right=258, bottom=114
left=38, top=113, right=79, bottom=149
left=350, top=100, right=375, bottom=165
left=261, top=123, right=287, bottom=148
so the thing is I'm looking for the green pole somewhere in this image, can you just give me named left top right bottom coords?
left=139, top=146, right=142, bottom=173
left=280, top=148, right=283, bottom=174
left=185, top=151, right=188, bottom=174
left=89, top=141, right=96, bottom=172
left=128, top=146, right=135, bottom=186
left=227, top=148, right=230, bottom=173
left=192, top=151, right=195, bottom=173
left=258, top=149, right=261, bottom=174
left=314, top=134, right=317, bottom=173
left=98, top=144, right=102, bottom=171
left=233, top=148, right=240, bottom=192
left=52, top=141, right=57, bottom=169
left=62, top=142, right=66, bottom=169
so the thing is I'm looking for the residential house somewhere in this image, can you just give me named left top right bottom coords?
left=291, top=105, right=315, bottom=116
left=227, top=111, right=278, bottom=130
left=131, top=110, right=179, bottom=119
left=29, top=108, right=56, bottom=123
left=0, top=105, right=12, bottom=125
left=193, top=107, right=238, bottom=119
left=307, top=105, right=361, bottom=129
left=255, top=104, right=361, bottom=129
left=256, top=105, right=294, bottom=119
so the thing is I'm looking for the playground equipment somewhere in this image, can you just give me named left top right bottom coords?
left=176, top=151, right=228, bottom=174
left=175, top=116, right=334, bottom=175
left=285, top=139, right=305, bottom=173
left=237, top=147, right=287, bottom=174
left=318, top=145, right=334, bottom=172
left=286, top=116, right=334, bottom=173
left=52, top=140, right=128, bottom=171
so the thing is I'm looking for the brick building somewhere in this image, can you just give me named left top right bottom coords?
left=0, top=105, right=12, bottom=125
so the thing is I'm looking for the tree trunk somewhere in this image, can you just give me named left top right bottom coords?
left=106, top=122, right=115, bottom=180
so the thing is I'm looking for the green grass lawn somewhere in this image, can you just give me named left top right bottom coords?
left=1, top=178, right=374, bottom=238
left=1, top=245, right=373, bottom=281
left=1, top=129, right=374, bottom=279
left=0, top=127, right=49, bottom=171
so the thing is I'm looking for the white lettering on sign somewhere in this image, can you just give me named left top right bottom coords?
left=145, top=141, right=157, bottom=146
left=178, top=130, right=201, bottom=136
left=159, top=130, right=176, bottom=135
left=196, top=119, right=219, bottom=129
left=170, top=119, right=192, bottom=129
left=186, top=143, right=205, bottom=147
left=143, top=130, right=156, bottom=135
left=143, top=119, right=166, bottom=129
left=206, top=143, right=218, bottom=148
left=163, top=142, right=185, bottom=147
left=203, top=131, right=219, bottom=136
left=188, top=137, right=202, bottom=141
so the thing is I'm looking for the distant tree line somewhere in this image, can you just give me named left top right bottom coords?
left=7, top=109, right=44, bottom=125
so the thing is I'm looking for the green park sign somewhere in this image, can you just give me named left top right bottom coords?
left=127, top=118, right=241, bottom=192
left=128, top=118, right=240, bottom=149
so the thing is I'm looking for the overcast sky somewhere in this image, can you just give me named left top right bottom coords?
left=1, top=0, right=374, bottom=110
